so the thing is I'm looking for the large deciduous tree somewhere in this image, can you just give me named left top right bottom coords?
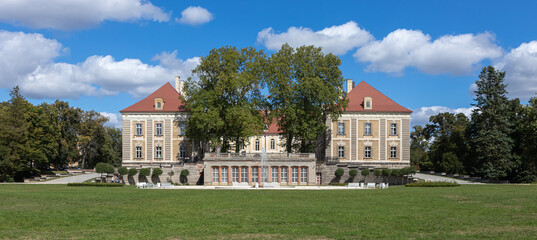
left=182, top=46, right=267, bottom=153
left=266, top=44, right=348, bottom=153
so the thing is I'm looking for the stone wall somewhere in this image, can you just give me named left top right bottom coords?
left=124, top=163, right=203, bottom=185
left=319, top=164, right=413, bottom=185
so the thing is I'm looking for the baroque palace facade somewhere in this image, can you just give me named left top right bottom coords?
left=121, top=77, right=411, bottom=185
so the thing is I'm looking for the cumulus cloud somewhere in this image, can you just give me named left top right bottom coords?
left=0, top=0, right=170, bottom=30
left=177, top=6, right=213, bottom=26
left=494, top=41, right=537, bottom=100
left=257, top=21, right=374, bottom=55
left=355, top=30, right=502, bottom=75
left=0, top=30, right=199, bottom=99
left=0, top=31, right=64, bottom=87
left=101, top=112, right=123, bottom=129
left=411, top=106, right=476, bottom=126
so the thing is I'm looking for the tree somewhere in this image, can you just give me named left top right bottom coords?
left=128, top=168, right=138, bottom=176
left=410, top=125, right=431, bottom=170
left=117, top=167, right=128, bottom=176
left=425, top=112, right=469, bottom=174
left=182, top=46, right=267, bottom=153
left=152, top=168, right=163, bottom=177
left=51, top=100, right=82, bottom=169
left=468, top=66, right=515, bottom=180
left=335, top=168, right=344, bottom=178
left=78, top=111, right=108, bottom=169
left=512, top=97, right=537, bottom=182
left=139, top=168, right=151, bottom=177
left=266, top=44, right=348, bottom=153
left=95, top=163, right=114, bottom=174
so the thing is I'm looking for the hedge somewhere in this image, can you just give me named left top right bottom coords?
left=67, top=183, right=124, bottom=187
left=405, top=182, right=460, bottom=187
left=95, top=162, right=115, bottom=174
left=117, top=167, right=128, bottom=175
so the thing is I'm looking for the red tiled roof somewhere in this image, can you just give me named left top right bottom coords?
left=346, top=81, right=412, bottom=113
left=120, top=83, right=186, bottom=113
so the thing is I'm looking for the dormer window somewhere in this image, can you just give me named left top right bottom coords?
left=364, top=97, right=372, bottom=110
left=155, top=98, right=164, bottom=110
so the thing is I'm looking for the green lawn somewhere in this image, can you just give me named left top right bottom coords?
left=1, top=184, right=536, bottom=239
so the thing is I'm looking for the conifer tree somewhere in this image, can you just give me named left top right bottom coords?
left=468, top=66, right=515, bottom=180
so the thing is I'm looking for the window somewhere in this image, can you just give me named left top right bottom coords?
left=155, top=123, right=162, bottom=136
left=179, top=143, right=186, bottom=158
left=241, top=167, right=248, bottom=182
left=270, top=139, right=275, bottom=150
left=135, top=146, right=142, bottom=158
left=366, top=101, right=370, bottom=108
left=221, top=167, right=228, bottom=183
left=252, top=167, right=259, bottom=182
left=390, top=123, right=397, bottom=135
left=154, top=98, right=164, bottom=110
left=364, top=122, right=371, bottom=136
left=232, top=167, right=239, bottom=182
left=179, top=123, right=186, bottom=136
left=281, top=167, right=288, bottom=182
left=364, top=97, right=372, bottom=110
left=156, top=101, right=161, bottom=109
left=291, top=167, right=298, bottom=183
left=261, top=167, right=268, bottom=182
left=155, top=146, right=162, bottom=158
left=135, top=123, right=142, bottom=136
left=212, top=167, right=219, bottom=183
left=255, top=139, right=260, bottom=151
left=338, top=146, right=345, bottom=158
left=337, top=122, right=345, bottom=135
left=390, top=146, right=397, bottom=158
left=272, top=167, right=279, bottom=182
left=300, top=167, right=307, bottom=183
left=364, top=146, right=371, bottom=158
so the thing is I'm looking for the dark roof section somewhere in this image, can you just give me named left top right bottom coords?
left=346, top=81, right=412, bottom=113
left=120, top=83, right=186, bottom=113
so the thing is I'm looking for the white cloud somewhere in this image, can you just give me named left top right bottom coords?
left=411, top=106, right=476, bottom=126
left=177, top=6, right=213, bottom=26
left=0, top=30, right=199, bottom=99
left=20, top=53, right=200, bottom=99
left=101, top=112, right=122, bottom=129
left=257, top=21, right=374, bottom=55
left=0, top=0, right=170, bottom=30
left=0, top=31, right=64, bottom=87
left=494, top=41, right=537, bottom=100
left=355, top=30, right=502, bottom=75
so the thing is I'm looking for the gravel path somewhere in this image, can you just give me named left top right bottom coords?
left=413, top=173, right=483, bottom=184
left=37, top=173, right=100, bottom=184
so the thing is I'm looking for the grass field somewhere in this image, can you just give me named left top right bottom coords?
left=1, top=184, right=536, bottom=239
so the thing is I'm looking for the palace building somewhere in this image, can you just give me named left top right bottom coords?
left=120, top=77, right=411, bottom=185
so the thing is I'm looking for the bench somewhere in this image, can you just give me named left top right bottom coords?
left=136, top=182, right=147, bottom=188
left=366, top=183, right=376, bottom=189
left=347, top=183, right=360, bottom=188
left=232, top=182, right=250, bottom=189
left=263, top=182, right=280, bottom=188
left=145, top=183, right=154, bottom=188
left=160, top=183, right=173, bottom=188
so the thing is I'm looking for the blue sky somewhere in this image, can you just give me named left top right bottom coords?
left=1, top=0, right=537, bottom=127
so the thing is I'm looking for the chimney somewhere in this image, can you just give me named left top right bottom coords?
left=346, top=79, right=353, bottom=93
left=175, top=76, right=181, bottom=93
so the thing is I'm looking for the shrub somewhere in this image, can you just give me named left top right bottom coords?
left=328, top=182, right=347, bottom=186
left=139, top=168, right=151, bottom=177
left=95, top=163, right=115, bottom=174
left=117, top=167, right=128, bottom=176
left=67, top=183, right=123, bottom=187
left=349, top=169, right=358, bottom=177
left=390, top=169, right=401, bottom=177
left=361, top=168, right=370, bottom=177
left=128, top=168, right=138, bottom=176
left=405, top=181, right=460, bottom=187
left=152, top=168, right=163, bottom=177
left=381, top=168, right=390, bottom=177
left=374, top=169, right=382, bottom=177
left=168, top=171, right=175, bottom=177
left=335, top=168, right=344, bottom=178
left=180, top=169, right=190, bottom=177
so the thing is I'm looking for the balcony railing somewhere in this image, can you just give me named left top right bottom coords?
left=204, top=152, right=316, bottom=161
